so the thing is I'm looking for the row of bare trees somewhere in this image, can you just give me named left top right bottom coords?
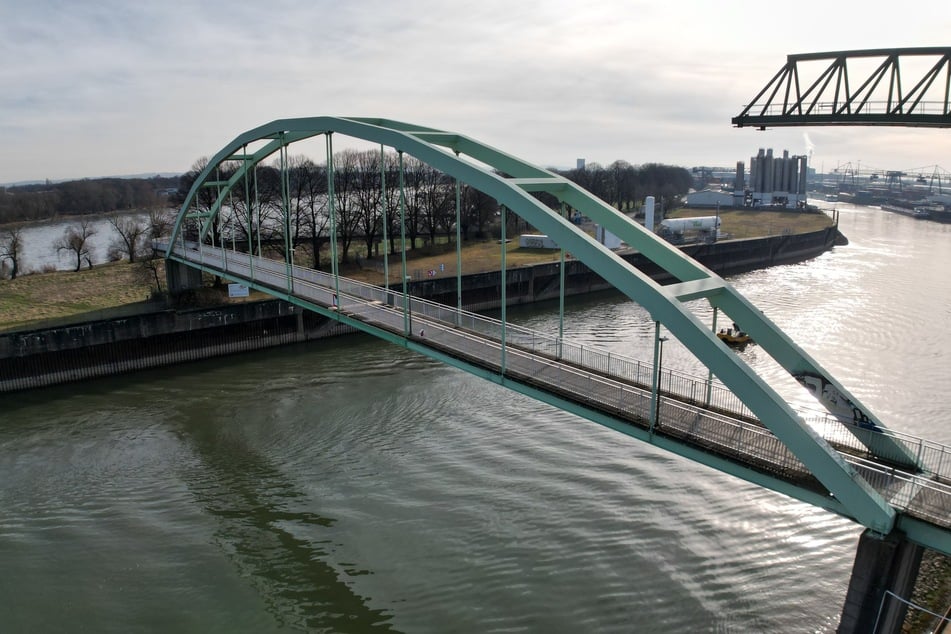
left=176, top=151, right=692, bottom=271
left=556, top=161, right=693, bottom=213
left=177, top=151, right=501, bottom=269
left=0, top=208, right=173, bottom=279
left=2, top=151, right=691, bottom=281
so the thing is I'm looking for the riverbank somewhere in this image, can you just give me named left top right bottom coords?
left=1, top=207, right=837, bottom=331
left=0, top=222, right=841, bottom=394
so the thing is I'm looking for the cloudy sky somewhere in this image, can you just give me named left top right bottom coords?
left=2, top=0, right=950, bottom=184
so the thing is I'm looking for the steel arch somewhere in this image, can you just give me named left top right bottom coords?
left=170, top=116, right=908, bottom=533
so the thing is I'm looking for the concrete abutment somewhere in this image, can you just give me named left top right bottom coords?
left=837, top=529, right=924, bottom=633
left=166, top=258, right=203, bottom=293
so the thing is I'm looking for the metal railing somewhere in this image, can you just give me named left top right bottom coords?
left=169, top=242, right=951, bottom=527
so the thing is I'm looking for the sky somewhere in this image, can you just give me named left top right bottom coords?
left=2, top=0, right=950, bottom=184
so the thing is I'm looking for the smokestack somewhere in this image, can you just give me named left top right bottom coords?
left=799, top=155, right=809, bottom=195
left=782, top=150, right=791, bottom=193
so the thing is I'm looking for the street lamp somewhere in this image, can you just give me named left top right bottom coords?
left=404, top=275, right=413, bottom=336
left=650, top=326, right=668, bottom=433
left=655, top=336, right=668, bottom=427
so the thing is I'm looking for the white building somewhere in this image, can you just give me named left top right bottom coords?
left=684, top=189, right=735, bottom=208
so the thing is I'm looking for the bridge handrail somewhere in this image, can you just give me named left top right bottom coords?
left=438, top=316, right=951, bottom=516
left=745, top=100, right=951, bottom=117
left=393, top=274, right=951, bottom=481
left=846, top=455, right=951, bottom=527
left=429, top=316, right=813, bottom=481
left=216, top=240, right=756, bottom=415
left=800, top=410, right=951, bottom=481
left=168, top=241, right=951, bottom=484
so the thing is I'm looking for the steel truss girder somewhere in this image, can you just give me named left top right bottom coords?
left=170, top=116, right=904, bottom=533
left=733, top=47, right=951, bottom=128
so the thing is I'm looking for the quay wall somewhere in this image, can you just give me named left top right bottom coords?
left=438, top=225, right=841, bottom=311
left=0, top=301, right=354, bottom=393
left=0, top=226, right=838, bottom=393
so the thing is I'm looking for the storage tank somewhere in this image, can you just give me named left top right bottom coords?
left=659, top=216, right=721, bottom=234
left=644, top=196, right=655, bottom=232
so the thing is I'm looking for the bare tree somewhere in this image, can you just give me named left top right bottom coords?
left=355, top=149, right=383, bottom=258
left=147, top=206, right=174, bottom=242
left=329, top=149, right=363, bottom=264
left=401, top=155, right=425, bottom=250
left=420, top=164, right=454, bottom=247
left=225, top=164, right=281, bottom=256
left=131, top=208, right=176, bottom=299
left=0, top=226, right=24, bottom=279
left=54, top=219, right=97, bottom=271
left=462, top=185, right=498, bottom=239
left=108, top=214, right=148, bottom=263
left=296, top=161, right=328, bottom=269
left=381, top=151, right=401, bottom=255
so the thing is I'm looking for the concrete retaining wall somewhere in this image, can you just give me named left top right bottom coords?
left=0, top=301, right=354, bottom=392
left=417, top=226, right=839, bottom=311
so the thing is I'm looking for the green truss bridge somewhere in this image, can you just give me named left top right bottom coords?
left=166, top=117, right=951, bottom=632
left=733, top=47, right=951, bottom=129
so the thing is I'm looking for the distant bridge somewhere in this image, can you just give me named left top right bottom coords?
left=167, top=117, right=951, bottom=632
left=733, top=47, right=951, bottom=129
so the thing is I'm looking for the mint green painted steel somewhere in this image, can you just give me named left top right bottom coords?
left=553, top=181, right=911, bottom=467
left=185, top=247, right=914, bottom=548
left=279, top=137, right=293, bottom=294
left=455, top=166, right=462, bottom=317
left=253, top=164, right=262, bottom=257
left=706, top=308, right=718, bottom=407
left=650, top=322, right=661, bottom=432
left=380, top=144, right=389, bottom=293
left=327, top=133, right=341, bottom=317
left=558, top=201, right=567, bottom=352
left=500, top=205, right=507, bottom=375
left=242, top=147, right=255, bottom=282
left=168, top=116, right=898, bottom=533
left=897, top=516, right=951, bottom=558
left=166, top=242, right=951, bottom=557
left=398, top=151, right=409, bottom=336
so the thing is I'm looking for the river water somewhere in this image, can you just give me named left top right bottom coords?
left=1, top=204, right=949, bottom=632
left=10, top=213, right=152, bottom=273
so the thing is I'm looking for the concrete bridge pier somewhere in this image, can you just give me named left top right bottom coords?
left=166, top=258, right=203, bottom=294
left=837, top=529, right=924, bottom=633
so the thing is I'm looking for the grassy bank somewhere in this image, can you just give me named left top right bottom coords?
left=1, top=262, right=157, bottom=332
left=1, top=208, right=835, bottom=331
left=667, top=208, right=834, bottom=239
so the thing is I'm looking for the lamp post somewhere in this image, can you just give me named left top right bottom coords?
left=655, top=336, right=668, bottom=427
left=405, top=275, right=413, bottom=337
left=650, top=322, right=668, bottom=433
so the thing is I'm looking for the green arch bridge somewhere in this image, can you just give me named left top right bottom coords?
left=165, top=117, right=951, bottom=632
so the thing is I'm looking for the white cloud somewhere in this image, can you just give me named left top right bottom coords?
left=2, top=0, right=950, bottom=182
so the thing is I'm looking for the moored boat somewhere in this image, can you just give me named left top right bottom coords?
left=881, top=204, right=929, bottom=219
left=717, top=326, right=752, bottom=347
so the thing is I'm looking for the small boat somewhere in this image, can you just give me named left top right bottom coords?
left=717, top=326, right=752, bottom=347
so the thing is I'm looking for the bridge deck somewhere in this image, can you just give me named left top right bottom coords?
left=168, top=242, right=951, bottom=535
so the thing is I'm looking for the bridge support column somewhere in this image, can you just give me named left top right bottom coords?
left=165, top=259, right=203, bottom=294
left=837, top=529, right=924, bottom=634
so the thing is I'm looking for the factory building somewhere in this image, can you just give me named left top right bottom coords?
left=685, top=148, right=809, bottom=210
left=743, top=148, right=809, bottom=209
